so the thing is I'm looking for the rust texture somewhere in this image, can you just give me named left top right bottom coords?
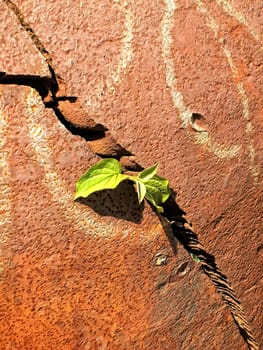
left=0, top=0, right=262, bottom=349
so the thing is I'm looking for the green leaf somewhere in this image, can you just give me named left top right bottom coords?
left=138, top=163, right=158, bottom=181
left=144, top=175, right=170, bottom=212
left=145, top=190, right=165, bottom=212
left=135, top=181, right=146, bottom=204
left=75, top=158, right=129, bottom=199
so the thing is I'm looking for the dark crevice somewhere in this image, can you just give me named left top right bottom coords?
left=0, top=72, right=56, bottom=100
left=52, top=107, right=108, bottom=141
left=0, top=72, right=108, bottom=141
left=161, top=195, right=258, bottom=350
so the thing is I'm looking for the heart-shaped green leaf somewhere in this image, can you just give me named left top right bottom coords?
left=75, top=158, right=129, bottom=199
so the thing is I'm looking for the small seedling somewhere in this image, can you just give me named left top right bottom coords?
left=74, top=158, right=170, bottom=212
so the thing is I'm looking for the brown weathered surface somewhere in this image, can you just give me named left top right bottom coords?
left=0, top=0, right=262, bottom=349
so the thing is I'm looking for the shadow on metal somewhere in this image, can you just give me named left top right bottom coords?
left=77, top=181, right=144, bottom=224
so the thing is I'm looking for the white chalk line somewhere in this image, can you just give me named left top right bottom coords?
left=85, top=0, right=134, bottom=112
left=161, top=0, right=241, bottom=159
left=195, top=0, right=260, bottom=182
left=111, top=0, right=134, bottom=84
left=215, top=0, right=262, bottom=47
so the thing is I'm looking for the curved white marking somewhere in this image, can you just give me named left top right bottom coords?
left=161, top=0, right=192, bottom=127
left=0, top=94, right=12, bottom=272
left=111, top=0, right=134, bottom=84
left=195, top=0, right=260, bottom=182
left=161, top=0, right=240, bottom=159
left=194, top=133, right=240, bottom=159
left=86, top=0, right=134, bottom=110
left=215, top=0, right=262, bottom=46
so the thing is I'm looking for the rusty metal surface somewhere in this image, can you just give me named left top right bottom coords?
left=0, top=0, right=262, bottom=349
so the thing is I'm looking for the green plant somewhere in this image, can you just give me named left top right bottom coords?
left=75, top=158, right=170, bottom=213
